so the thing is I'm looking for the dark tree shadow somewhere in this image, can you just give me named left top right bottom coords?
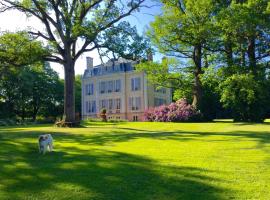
left=0, top=141, right=229, bottom=200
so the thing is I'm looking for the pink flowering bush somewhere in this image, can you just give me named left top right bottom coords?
left=144, top=99, right=200, bottom=122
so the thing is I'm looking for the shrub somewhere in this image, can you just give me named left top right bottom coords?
left=99, top=108, right=107, bottom=122
left=144, top=99, right=200, bottom=122
left=219, top=74, right=269, bottom=122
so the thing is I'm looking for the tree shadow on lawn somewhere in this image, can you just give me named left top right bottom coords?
left=1, top=126, right=270, bottom=199
left=52, top=128, right=270, bottom=148
left=1, top=125, right=270, bottom=149
left=0, top=140, right=229, bottom=200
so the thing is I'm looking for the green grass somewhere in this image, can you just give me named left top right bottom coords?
left=1, top=121, right=270, bottom=200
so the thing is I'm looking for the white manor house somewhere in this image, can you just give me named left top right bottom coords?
left=81, top=57, right=172, bottom=121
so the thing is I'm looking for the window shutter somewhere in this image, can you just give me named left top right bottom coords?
left=119, top=80, right=121, bottom=92
left=137, top=97, right=141, bottom=110
left=91, top=84, right=94, bottom=95
left=137, top=78, right=141, bottom=90
left=86, top=101, right=89, bottom=113
left=131, top=78, right=134, bottom=91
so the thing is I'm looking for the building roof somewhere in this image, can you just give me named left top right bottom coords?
left=82, top=58, right=138, bottom=79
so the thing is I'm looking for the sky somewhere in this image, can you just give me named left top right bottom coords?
left=0, top=1, right=162, bottom=78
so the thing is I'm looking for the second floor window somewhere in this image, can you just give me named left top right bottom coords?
left=107, top=81, right=113, bottom=93
left=131, top=77, right=141, bottom=91
left=86, top=83, right=94, bottom=95
left=115, top=79, right=121, bottom=92
left=155, top=85, right=166, bottom=94
left=99, top=81, right=106, bottom=94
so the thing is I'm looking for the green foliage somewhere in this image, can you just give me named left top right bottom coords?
left=0, top=32, right=48, bottom=75
left=137, top=57, right=194, bottom=101
left=150, top=0, right=217, bottom=53
left=98, top=21, right=151, bottom=60
left=143, top=0, right=270, bottom=121
left=200, top=67, right=225, bottom=120
left=0, top=63, right=63, bottom=120
left=219, top=73, right=269, bottom=122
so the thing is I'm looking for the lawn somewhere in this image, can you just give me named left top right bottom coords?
left=0, top=121, right=270, bottom=200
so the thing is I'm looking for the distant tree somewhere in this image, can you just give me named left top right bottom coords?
left=0, top=0, right=149, bottom=125
left=0, top=63, right=64, bottom=121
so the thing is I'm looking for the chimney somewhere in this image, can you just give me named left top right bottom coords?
left=86, top=57, right=93, bottom=69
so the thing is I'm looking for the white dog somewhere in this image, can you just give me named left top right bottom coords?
left=38, top=134, right=53, bottom=154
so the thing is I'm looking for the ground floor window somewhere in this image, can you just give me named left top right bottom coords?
left=133, top=115, right=138, bottom=121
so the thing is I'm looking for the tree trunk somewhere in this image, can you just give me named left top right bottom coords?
left=21, top=105, right=25, bottom=121
left=32, top=105, right=39, bottom=121
left=192, top=44, right=203, bottom=110
left=240, top=43, right=246, bottom=67
left=63, top=59, right=76, bottom=123
left=225, top=41, right=233, bottom=67
left=247, top=36, right=256, bottom=75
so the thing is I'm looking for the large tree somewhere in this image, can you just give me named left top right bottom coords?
left=0, top=0, right=148, bottom=124
left=147, top=0, right=218, bottom=110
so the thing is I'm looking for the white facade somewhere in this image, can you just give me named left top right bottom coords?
left=81, top=57, right=172, bottom=121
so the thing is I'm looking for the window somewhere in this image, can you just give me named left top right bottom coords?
left=108, top=99, right=113, bottom=110
left=131, top=77, right=141, bottom=91
left=85, top=101, right=96, bottom=113
left=115, top=98, right=121, bottom=110
left=85, top=101, right=89, bottom=113
left=155, top=86, right=166, bottom=94
left=90, top=101, right=96, bottom=113
left=85, top=85, right=88, bottom=95
left=85, top=83, right=94, bottom=95
left=90, top=84, right=94, bottom=95
left=99, top=81, right=106, bottom=94
left=115, top=79, right=121, bottom=92
left=129, top=97, right=141, bottom=111
left=133, top=116, right=138, bottom=121
left=100, top=99, right=107, bottom=110
left=107, top=81, right=113, bottom=93
left=154, top=98, right=166, bottom=106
